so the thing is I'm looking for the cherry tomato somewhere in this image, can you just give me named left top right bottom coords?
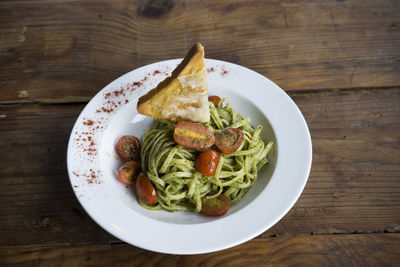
left=208, top=95, right=222, bottom=107
left=117, top=161, right=140, bottom=185
left=116, top=135, right=141, bottom=161
left=136, top=173, right=157, bottom=205
left=173, top=121, right=215, bottom=150
left=201, top=193, right=230, bottom=216
left=196, top=149, right=220, bottom=176
left=215, top=128, right=244, bottom=154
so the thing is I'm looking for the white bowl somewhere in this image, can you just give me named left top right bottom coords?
left=67, top=59, right=312, bottom=254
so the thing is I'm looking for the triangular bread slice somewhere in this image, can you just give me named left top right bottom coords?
left=137, top=43, right=210, bottom=123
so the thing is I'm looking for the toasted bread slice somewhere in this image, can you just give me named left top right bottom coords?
left=137, top=43, right=210, bottom=123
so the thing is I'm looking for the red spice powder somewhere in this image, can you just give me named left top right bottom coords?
left=75, top=116, right=99, bottom=158
left=75, top=169, right=101, bottom=184
left=133, top=81, right=142, bottom=87
left=96, top=107, right=114, bottom=113
left=97, top=73, right=152, bottom=115
left=221, top=66, right=229, bottom=76
left=207, top=67, right=215, bottom=73
left=83, top=119, right=94, bottom=126
left=74, top=68, right=170, bottom=185
left=113, top=89, right=124, bottom=97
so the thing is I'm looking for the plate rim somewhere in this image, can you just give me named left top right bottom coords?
left=67, top=58, right=312, bottom=254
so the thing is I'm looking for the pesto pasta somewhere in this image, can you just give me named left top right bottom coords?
left=140, top=99, right=273, bottom=212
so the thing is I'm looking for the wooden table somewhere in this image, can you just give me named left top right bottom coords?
left=1, top=0, right=399, bottom=265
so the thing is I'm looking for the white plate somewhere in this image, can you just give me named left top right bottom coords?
left=67, top=59, right=312, bottom=254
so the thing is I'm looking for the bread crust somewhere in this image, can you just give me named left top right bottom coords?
left=137, top=43, right=205, bottom=118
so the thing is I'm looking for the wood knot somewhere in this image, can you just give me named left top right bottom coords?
left=138, top=0, right=175, bottom=18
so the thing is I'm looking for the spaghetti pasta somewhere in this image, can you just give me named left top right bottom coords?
left=140, top=99, right=273, bottom=212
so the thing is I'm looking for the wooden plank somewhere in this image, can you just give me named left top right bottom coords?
left=1, top=234, right=399, bottom=266
left=265, top=88, right=400, bottom=237
left=0, top=104, right=117, bottom=245
left=0, top=0, right=399, bottom=103
left=0, top=90, right=399, bottom=245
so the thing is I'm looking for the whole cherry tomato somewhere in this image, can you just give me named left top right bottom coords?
left=196, top=149, right=220, bottom=177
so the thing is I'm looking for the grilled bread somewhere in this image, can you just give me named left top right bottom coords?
left=137, top=43, right=210, bottom=123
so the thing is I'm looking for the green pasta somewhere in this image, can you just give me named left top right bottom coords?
left=140, top=99, right=273, bottom=212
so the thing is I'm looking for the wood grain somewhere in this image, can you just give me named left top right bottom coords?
left=1, top=234, right=399, bottom=266
left=0, top=0, right=399, bottom=103
left=0, top=90, right=399, bottom=246
left=266, top=88, right=400, bottom=237
left=0, top=104, right=117, bottom=246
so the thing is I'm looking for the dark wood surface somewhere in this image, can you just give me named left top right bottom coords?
left=1, top=0, right=399, bottom=266
left=1, top=0, right=400, bottom=103
left=1, top=234, right=399, bottom=266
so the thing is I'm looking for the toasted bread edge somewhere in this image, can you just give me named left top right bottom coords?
left=136, top=43, right=205, bottom=117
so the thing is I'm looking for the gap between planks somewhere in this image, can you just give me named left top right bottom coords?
left=1, top=86, right=400, bottom=106
left=0, top=232, right=397, bottom=248
left=1, top=234, right=399, bottom=266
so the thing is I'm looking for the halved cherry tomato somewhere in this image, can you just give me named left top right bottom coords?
left=208, top=95, right=222, bottom=107
left=201, top=193, right=230, bottom=216
left=173, top=121, right=215, bottom=150
left=136, top=173, right=157, bottom=205
left=117, top=161, right=140, bottom=185
left=215, top=128, right=244, bottom=154
left=196, top=149, right=220, bottom=177
left=116, top=135, right=141, bottom=161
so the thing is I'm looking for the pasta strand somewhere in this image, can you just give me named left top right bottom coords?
left=140, top=100, right=273, bottom=212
